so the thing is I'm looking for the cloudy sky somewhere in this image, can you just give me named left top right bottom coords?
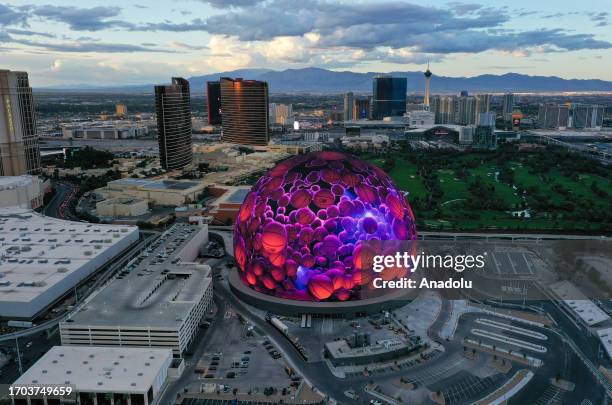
left=1, top=0, right=610, bottom=86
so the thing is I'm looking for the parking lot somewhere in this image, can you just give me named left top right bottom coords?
left=489, top=251, right=535, bottom=276
left=190, top=308, right=296, bottom=393
left=429, top=371, right=506, bottom=404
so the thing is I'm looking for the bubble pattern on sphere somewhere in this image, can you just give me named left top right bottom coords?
left=233, top=151, right=417, bottom=302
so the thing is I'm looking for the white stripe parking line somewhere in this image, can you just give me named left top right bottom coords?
left=507, top=252, right=518, bottom=274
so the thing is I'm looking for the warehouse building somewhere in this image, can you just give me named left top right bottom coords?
left=97, top=178, right=206, bottom=207
left=60, top=224, right=213, bottom=358
left=0, top=207, right=139, bottom=319
left=12, top=346, right=172, bottom=405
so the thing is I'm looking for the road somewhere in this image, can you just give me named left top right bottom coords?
left=155, top=230, right=611, bottom=404
left=209, top=226, right=610, bottom=241
left=42, top=181, right=79, bottom=220
left=0, top=232, right=159, bottom=389
left=158, top=267, right=228, bottom=405
left=0, top=233, right=153, bottom=344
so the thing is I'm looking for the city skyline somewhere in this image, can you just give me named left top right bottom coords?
left=0, top=0, right=611, bottom=86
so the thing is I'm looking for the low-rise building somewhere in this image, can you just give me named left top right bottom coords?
left=206, top=186, right=251, bottom=224
left=61, top=121, right=148, bottom=139
left=0, top=207, right=138, bottom=319
left=0, top=175, right=47, bottom=209
left=268, top=141, right=323, bottom=155
left=96, top=197, right=149, bottom=218
left=12, top=346, right=172, bottom=405
left=549, top=281, right=610, bottom=327
left=60, top=224, right=213, bottom=357
left=406, top=111, right=435, bottom=128
left=341, top=134, right=390, bottom=151
left=98, top=178, right=207, bottom=206
left=324, top=336, right=424, bottom=367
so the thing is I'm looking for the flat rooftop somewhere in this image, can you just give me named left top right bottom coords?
left=0, top=207, right=138, bottom=311
left=109, top=178, right=202, bottom=191
left=212, top=186, right=251, bottom=207
left=226, top=188, right=250, bottom=203
left=597, top=328, right=612, bottom=360
left=0, top=175, right=39, bottom=190
left=550, top=281, right=610, bottom=326
left=529, top=130, right=611, bottom=138
left=13, top=346, right=172, bottom=393
left=325, top=338, right=409, bottom=359
left=66, top=224, right=211, bottom=329
left=404, top=124, right=463, bottom=133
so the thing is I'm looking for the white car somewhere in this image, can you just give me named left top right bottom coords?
left=369, top=400, right=382, bottom=405
left=343, top=390, right=357, bottom=399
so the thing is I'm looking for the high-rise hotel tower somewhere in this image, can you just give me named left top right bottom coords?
left=0, top=70, right=41, bottom=176
left=220, top=77, right=269, bottom=146
left=155, top=77, right=193, bottom=170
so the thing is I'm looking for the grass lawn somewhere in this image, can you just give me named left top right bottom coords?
left=437, top=169, right=470, bottom=201
left=549, top=169, right=611, bottom=209
left=468, top=164, right=522, bottom=206
left=368, top=158, right=428, bottom=199
left=365, top=151, right=610, bottom=233
left=511, top=165, right=568, bottom=205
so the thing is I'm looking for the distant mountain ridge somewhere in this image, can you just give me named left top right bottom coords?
left=36, top=67, right=612, bottom=93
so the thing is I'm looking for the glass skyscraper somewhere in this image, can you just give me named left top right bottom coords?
left=569, top=104, right=604, bottom=129
left=220, top=77, right=269, bottom=146
left=206, top=81, right=222, bottom=125
left=343, top=92, right=354, bottom=121
left=155, top=77, right=193, bottom=171
left=371, top=76, right=407, bottom=120
left=0, top=70, right=41, bottom=176
left=353, top=97, right=371, bottom=120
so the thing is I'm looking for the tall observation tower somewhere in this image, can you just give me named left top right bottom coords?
left=423, top=62, right=432, bottom=111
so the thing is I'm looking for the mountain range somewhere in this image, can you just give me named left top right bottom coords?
left=37, top=67, right=612, bottom=94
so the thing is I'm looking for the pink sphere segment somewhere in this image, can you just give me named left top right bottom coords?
left=233, top=152, right=417, bottom=302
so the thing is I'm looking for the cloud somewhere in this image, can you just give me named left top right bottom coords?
left=34, top=57, right=186, bottom=85
left=589, top=11, right=608, bottom=21
left=200, top=0, right=611, bottom=56
left=135, top=18, right=207, bottom=32
left=196, top=0, right=263, bottom=8
left=1, top=0, right=610, bottom=75
left=6, top=28, right=55, bottom=38
left=542, top=13, right=565, bottom=19
left=12, top=38, right=176, bottom=53
left=0, top=3, right=28, bottom=26
left=447, top=2, right=483, bottom=16
left=589, top=11, right=609, bottom=26
left=32, top=5, right=132, bottom=31
left=172, top=41, right=209, bottom=50
left=203, top=1, right=510, bottom=42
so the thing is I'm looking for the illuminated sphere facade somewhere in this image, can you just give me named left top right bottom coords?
left=233, top=151, right=417, bottom=302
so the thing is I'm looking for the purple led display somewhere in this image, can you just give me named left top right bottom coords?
left=233, top=151, right=417, bottom=302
